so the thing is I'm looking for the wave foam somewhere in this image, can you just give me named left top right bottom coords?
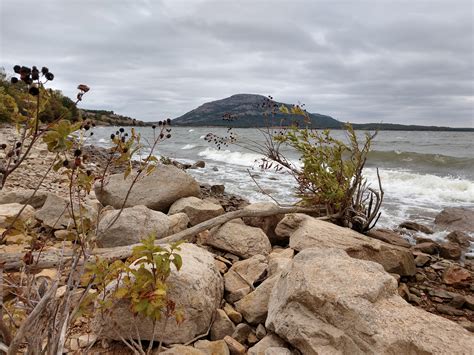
left=181, top=144, right=197, bottom=150
left=197, top=147, right=264, bottom=167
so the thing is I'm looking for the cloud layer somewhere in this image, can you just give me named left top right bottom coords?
left=1, top=0, right=473, bottom=126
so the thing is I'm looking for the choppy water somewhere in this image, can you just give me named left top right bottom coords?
left=91, top=126, right=474, bottom=254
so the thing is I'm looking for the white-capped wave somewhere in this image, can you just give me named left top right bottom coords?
left=181, top=144, right=197, bottom=150
left=197, top=147, right=264, bottom=167
left=188, top=129, right=195, bottom=132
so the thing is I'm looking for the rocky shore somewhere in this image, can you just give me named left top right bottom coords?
left=0, top=127, right=473, bottom=354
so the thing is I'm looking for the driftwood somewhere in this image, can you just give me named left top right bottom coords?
left=0, top=205, right=329, bottom=272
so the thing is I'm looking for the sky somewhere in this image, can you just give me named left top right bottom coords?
left=0, top=0, right=473, bottom=127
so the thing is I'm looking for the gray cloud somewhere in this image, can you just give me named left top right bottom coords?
left=0, top=0, right=472, bottom=127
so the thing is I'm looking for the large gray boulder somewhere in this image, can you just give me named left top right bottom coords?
left=278, top=214, right=416, bottom=276
left=435, top=207, right=474, bottom=233
left=93, top=243, right=223, bottom=344
left=205, top=221, right=272, bottom=259
left=266, top=247, right=474, bottom=355
left=96, top=205, right=170, bottom=247
left=168, top=196, right=224, bottom=226
left=35, top=194, right=100, bottom=229
left=94, top=165, right=200, bottom=212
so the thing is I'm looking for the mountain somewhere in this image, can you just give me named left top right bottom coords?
left=172, top=94, right=341, bottom=128
left=81, top=109, right=146, bottom=126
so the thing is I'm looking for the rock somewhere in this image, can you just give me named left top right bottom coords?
left=264, top=348, right=292, bottom=355
left=267, top=250, right=293, bottom=277
left=169, top=196, right=224, bottom=226
left=448, top=294, right=466, bottom=308
left=427, top=288, right=455, bottom=299
left=256, top=324, right=266, bottom=340
left=224, top=336, right=246, bottom=355
left=161, top=345, right=206, bottom=354
left=435, top=207, right=474, bottom=233
left=211, top=309, right=235, bottom=341
left=235, top=275, right=278, bottom=325
left=35, top=194, right=99, bottom=229
left=224, top=255, right=268, bottom=302
left=0, top=189, right=50, bottom=209
left=96, top=205, right=170, bottom=247
left=284, top=216, right=416, bottom=276
left=168, top=212, right=190, bottom=234
left=194, top=339, right=230, bottom=355
left=192, top=160, right=206, bottom=169
left=94, top=164, right=201, bottom=212
left=210, top=184, right=225, bottom=195
left=232, top=323, right=253, bottom=343
left=439, top=242, right=462, bottom=260
left=242, top=203, right=285, bottom=244
left=223, top=303, right=242, bottom=323
left=247, top=332, right=259, bottom=345
left=436, top=304, right=464, bottom=316
left=206, top=222, right=272, bottom=259
left=399, top=221, right=434, bottom=234
left=446, top=230, right=473, bottom=250
left=442, top=265, right=472, bottom=286
left=274, top=213, right=308, bottom=239
left=0, top=203, right=35, bottom=229
left=93, top=244, right=223, bottom=344
left=215, top=259, right=229, bottom=274
left=465, top=295, right=474, bottom=310
left=248, top=334, right=286, bottom=355
left=459, top=320, right=474, bottom=332
left=266, top=247, right=474, bottom=355
left=367, top=228, right=411, bottom=248
left=413, top=241, right=439, bottom=255
left=68, top=334, right=97, bottom=350
left=413, top=252, right=431, bottom=267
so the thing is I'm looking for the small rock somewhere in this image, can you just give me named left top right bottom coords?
left=448, top=294, right=466, bottom=309
left=459, top=320, right=474, bottom=332
left=223, top=303, right=242, bottom=323
left=211, top=309, right=236, bottom=341
left=210, top=184, right=225, bottom=195
left=168, top=212, right=190, bottom=234
left=442, top=265, right=471, bottom=286
left=413, top=242, right=439, bottom=255
left=446, top=230, right=473, bottom=250
left=265, top=347, right=292, bottom=355
left=224, top=336, right=246, bottom=355
left=414, top=253, right=431, bottom=267
left=434, top=207, right=474, bottom=233
left=427, top=288, right=454, bottom=299
left=368, top=228, right=412, bottom=248
left=169, top=196, right=224, bottom=226
left=399, top=221, right=434, bottom=234
left=0, top=203, right=35, bottom=229
left=247, top=334, right=287, bottom=355
left=224, top=255, right=268, bottom=302
left=215, top=259, right=229, bottom=274
left=161, top=345, right=206, bottom=354
left=232, top=323, right=253, bottom=343
left=247, top=332, right=259, bottom=345
left=256, top=324, right=266, bottom=340
left=464, top=295, right=474, bottom=310
left=192, top=160, right=206, bottom=169
left=436, top=304, right=464, bottom=316
left=194, top=339, right=229, bottom=355
left=439, top=242, right=462, bottom=260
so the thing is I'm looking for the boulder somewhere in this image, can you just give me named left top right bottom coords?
left=161, top=346, right=205, bottom=355
left=0, top=189, right=50, bottom=209
left=435, top=207, right=474, bottom=233
left=439, top=242, right=462, bottom=260
left=168, top=212, right=190, bottom=234
left=93, top=244, right=223, bottom=344
left=399, top=221, right=434, bottom=234
left=367, top=228, right=411, bottom=248
left=224, top=255, right=268, bottom=302
left=210, top=309, right=235, bottom=341
left=206, top=222, right=272, bottom=259
left=224, top=336, right=246, bottom=355
left=232, top=323, right=253, bottom=343
left=96, top=205, right=170, bottom=247
left=266, top=247, right=474, bottom=355
left=248, top=334, right=287, bottom=355
left=234, top=275, right=279, bottom=325
left=35, top=194, right=99, bottom=229
left=168, top=196, right=224, bottom=226
left=242, top=202, right=285, bottom=244
left=446, top=230, right=473, bottom=250
left=442, top=265, right=472, bottom=286
left=94, top=164, right=200, bottom=212
left=282, top=215, right=416, bottom=276
left=0, top=203, right=35, bottom=229
left=413, top=241, right=439, bottom=255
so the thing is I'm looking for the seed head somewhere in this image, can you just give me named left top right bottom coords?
left=110, top=134, right=115, bottom=140
left=119, top=127, right=124, bottom=133
left=45, top=72, right=54, bottom=81
left=10, top=77, right=18, bottom=84
left=74, top=149, right=82, bottom=157
left=152, top=124, right=156, bottom=129
left=62, top=159, right=69, bottom=167
left=0, top=144, right=6, bottom=149
left=13, top=65, right=21, bottom=74
left=41, top=67, right=49, bottom=75
left=29, top=86, right=40, bottom=96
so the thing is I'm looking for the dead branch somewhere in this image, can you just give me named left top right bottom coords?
left=0, top=205, right=331, bottom=271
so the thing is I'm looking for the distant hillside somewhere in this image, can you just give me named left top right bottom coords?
left=171, top=94, right=474, bottom=131
left=172, top=94, right=341, bottom=128
left=81, top=109, right=146, bottom=126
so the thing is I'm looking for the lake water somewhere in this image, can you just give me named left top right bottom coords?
left=89, top=126, right=474, bottom=253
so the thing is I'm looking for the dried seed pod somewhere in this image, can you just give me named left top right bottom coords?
left=45, top=72, right=54, bottom=81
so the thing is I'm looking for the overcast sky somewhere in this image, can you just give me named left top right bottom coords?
left=1, top=0, right=473, bottom=127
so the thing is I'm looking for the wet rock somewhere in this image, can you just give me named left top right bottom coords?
left=442, top=265, right=471, bottom=286
left=399, top=221, right=434, bottom=234
left=94, top=164, right=201, bottom=212
left=446, top=230, right=473, bottom=250
left=169, top=196, right=224, bottom=226
left=368, top=228, right=411, bottom=248
left=435, top=207, right=474, bottom=233
left=97, top=205, right=170, bottom=247
left=413, top=242, right=439, bottom=255
left=191, top=160, right=206, bottom=169
left=206, top=222, right=272, bottom=259
left=439, top=242, right=462, bottom=260
left=210, top=184, right=225, bottom=195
